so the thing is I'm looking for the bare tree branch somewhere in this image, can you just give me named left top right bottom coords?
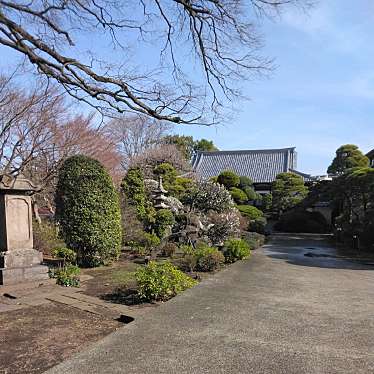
left=105, top=114, right=172, bottom=169
left=0, top=0, right=310, bottom=124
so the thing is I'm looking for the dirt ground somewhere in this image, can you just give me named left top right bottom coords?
left=0, top=254, right=207, bottom=374
left=82, top=258, right=140, bottom=300
left=0, top=302, right=121, bottom=374
left=0, top=257, right=147, bottom=374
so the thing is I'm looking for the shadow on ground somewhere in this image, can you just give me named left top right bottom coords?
left=264, top=234, right=374, bottom=270
left=101, top=287, right=145, bottom=306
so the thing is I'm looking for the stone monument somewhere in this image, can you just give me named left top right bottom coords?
left=0, top=174, right=49, bottom=285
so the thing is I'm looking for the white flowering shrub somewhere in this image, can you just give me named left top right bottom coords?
left=164, top=196, right=184, bottom=214
left=203, top=208, right=241, bottom=246
left=185, top=181, right=234, bottom=213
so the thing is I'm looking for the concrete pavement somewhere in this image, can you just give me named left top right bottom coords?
left=46, top=234, right=374, bottom=374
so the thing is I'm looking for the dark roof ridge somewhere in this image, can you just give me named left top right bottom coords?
left=289, top=169, right=317, bottom=181
left=196, top=147, right=296, bottom=156
left=366, top=149, right=374, bottom=158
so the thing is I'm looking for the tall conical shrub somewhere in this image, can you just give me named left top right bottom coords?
left=55, top=155, right=122, bottom=267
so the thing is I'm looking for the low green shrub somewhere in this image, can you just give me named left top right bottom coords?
left=128, top=232, right=160, bottom=256
left=179, top=244, right=197, bottom=271
left=180, top=254, right=197, bottom=272
left=135, top=261, right=198, bottom=301
left=223, top=238, right=251, bottom=263
left=195, top=243, right=224, bottom=272
left=51, top=247, right=77, bottom=264
left=153, top=209, right=175, bottom=239
left=144, top=232, right=161, bottom=249
left=237, top=205, right=263, bottom=220
left=241, top=232, right=265, bottom=249
left=249, top=216, right=267, bottom=234
left=180, top=244, right=194, bottom=256
left=127, top=240, right=146, bottom=256
left=51, top=264, right=80, bottom=287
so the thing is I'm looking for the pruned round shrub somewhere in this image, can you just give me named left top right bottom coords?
left=239, top=176, right=253, bottom=189
left=135, top=261, right=198, bottom=301
left=195, top=243, right=224, bottom=272
left=230, top=187, right=248, bottom=204
left=217, top=170, right=240, bottom=188
left=243, top=187, right=258, bottom=201
left=55, top=155, right=122, bottom=267
left=223, top=238, right=251, bottom=263
left=168, top=177, right=195, bottom=200
left=237, top=205, right=263, bottom=220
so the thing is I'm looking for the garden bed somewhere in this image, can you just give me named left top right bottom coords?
left=80, top=252, right=211, bottom=307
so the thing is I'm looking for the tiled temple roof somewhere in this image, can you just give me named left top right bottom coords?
left=192, top=147, right=315, bottom=183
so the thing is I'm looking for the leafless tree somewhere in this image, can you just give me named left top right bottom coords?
left=106, top=114, right=171, bottom=169
left=0, top=74, right=122, bottom=212
left=0, top=0, right=310, bottom=125
left=0, top=75, right=66, bottom=175
left=130, top=143, right=191, bottom=177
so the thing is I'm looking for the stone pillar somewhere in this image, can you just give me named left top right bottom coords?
left=0, top=174, right=49, bottom=285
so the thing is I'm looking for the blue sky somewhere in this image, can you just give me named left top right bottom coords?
left=1, top=1, right=374, bottom=175
left=174, top=1, right=374, bottom=175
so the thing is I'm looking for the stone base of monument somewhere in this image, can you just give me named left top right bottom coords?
left=0, top=250, right=49, bottom=285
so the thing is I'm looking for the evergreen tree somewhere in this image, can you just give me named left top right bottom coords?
left=272, top=172, right=308, bottom=214
left=327, top=144, right=369, bottom=175
left=55, top=155, right=122, bottom=267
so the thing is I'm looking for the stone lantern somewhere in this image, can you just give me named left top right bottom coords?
left=0, top=174, right=49, bottom=285
left=153, top=176, right=170, bottom=210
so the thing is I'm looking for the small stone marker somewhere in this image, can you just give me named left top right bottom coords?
left=0, top=174, right=49, bottom=285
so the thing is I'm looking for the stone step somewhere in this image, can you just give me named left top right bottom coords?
left=46, top=292, right=135, bottom=322
left=0, top=264, right=49, bottom=285
left=0, top=278, right=55, bottom=298
left=0, top=249, right=43, bottom=268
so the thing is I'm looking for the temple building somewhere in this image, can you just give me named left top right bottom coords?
left=366, top=149, right=374, bottom=167
left=192, top=147, right=315, bottom=194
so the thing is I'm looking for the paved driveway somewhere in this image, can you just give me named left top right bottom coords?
left=46, top=234, right=374, bottom=374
